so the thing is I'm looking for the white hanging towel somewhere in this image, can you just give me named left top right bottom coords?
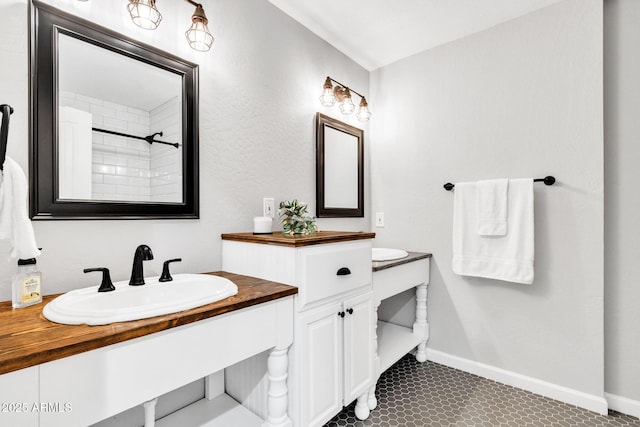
left=452, top=178, right=534, bottom=284
left=0, top=156, right=41, bottom=260
left=477, top=179, right=508, bottom=236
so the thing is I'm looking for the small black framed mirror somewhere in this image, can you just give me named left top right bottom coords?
left=316, top=113, right=364, bottom=218
left=30, top=1, right=199, bottom=219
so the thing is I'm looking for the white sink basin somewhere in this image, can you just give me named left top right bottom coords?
left=43, top=274, right=238, bottom=326
left=372, top=248, right=409, bottom=262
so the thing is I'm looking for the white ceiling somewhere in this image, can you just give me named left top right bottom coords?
left=269, top=0, right=564, bottom=71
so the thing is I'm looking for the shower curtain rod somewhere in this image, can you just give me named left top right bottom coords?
left=443, top=176, right=556, bottom=191
left=92, top=127, right=180, bottom=148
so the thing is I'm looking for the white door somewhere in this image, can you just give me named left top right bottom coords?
left=342, top=292, right=374, bottom=405
left=299, top=301, right=343, bottom=427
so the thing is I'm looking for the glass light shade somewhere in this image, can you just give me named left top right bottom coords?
left=357, top=99, right=371, bottom=121
left=339, top=96, right=355, bottom=115
left=186, top=20, right=214, bottom=51
left=127, top=0, right=162, bottom=30
left=319, top=87, right=336, bottom=107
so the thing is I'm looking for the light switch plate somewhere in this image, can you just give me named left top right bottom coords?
left=263, top=198, right=275, bottom=218
left=375, top=212, right=384, bottom=227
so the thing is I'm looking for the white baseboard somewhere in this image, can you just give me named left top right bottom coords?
left=606, top=393, right=640, bottom=419
left=426, top=349, right=608, bottom=415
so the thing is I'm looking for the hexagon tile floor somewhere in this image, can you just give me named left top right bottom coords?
left=325, top=354, right=640, bottom=427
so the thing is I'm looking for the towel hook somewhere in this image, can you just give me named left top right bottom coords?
left=0, top=104, right=14, bottom=172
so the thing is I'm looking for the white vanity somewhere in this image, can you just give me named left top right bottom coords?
left=370, top=252, right=431, bottom=405
left=221, top=231, right=431, bottom=427
left=0, top=239, right=430, bottom=427
left=222, top=231, right=376, bottom=427
left=0, top=272, right=297, bottom=427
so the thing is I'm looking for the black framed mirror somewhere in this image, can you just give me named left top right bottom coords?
left=30, top=1, right=199, bottom=219
left=316, top=113, right=364, bottom=218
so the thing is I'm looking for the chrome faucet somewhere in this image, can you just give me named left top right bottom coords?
left=129, top=244, right=154, bottom=286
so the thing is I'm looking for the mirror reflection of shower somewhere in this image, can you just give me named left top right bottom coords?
left=57, top=33, right=183, bottom=203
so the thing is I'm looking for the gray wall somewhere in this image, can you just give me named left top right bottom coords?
left=604, top=0, right=640, bottom=403
left=370, top=0, right=604, bottom=398
left=0, top=0, right=369, bottom=300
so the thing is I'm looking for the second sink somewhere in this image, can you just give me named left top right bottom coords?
left=372, top=248, right=409, bottom=262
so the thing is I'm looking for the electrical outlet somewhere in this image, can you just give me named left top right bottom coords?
left=263, top=198, right=275, bottom=218
left=375, top=212, right=385, bottom=227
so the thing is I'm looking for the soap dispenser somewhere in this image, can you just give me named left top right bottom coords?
left=12, top=258, right=42, bottom=309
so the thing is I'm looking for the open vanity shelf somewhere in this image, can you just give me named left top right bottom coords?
left=157, top=394, right=262, bottom=427
left=377, top=321, right=424, bottom=373
left=372, top=252, right=431, bottom=380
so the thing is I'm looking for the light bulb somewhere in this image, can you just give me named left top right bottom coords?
left=185, top=4, right=214, bottom=52
left=356, top=97, right=371, bottom=121
left=320, top=87, right=336, bottom=107
left=339, top=89, right=355, bottom=115
left=319, top=77, right=336, bottom=107
left=127, top=0, right=162, bottom=30
left=186, top=21, right=214, bottom=51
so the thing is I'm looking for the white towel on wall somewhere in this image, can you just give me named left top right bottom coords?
left=452, top=178, right=534, bottom=284
left=0, top=157, right=41, bottom=260
left=477, top=179, right=508, bottom=236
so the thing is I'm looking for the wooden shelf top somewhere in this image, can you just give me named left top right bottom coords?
left=221, top=230, right=376, bottom=247
left=372, top=252, right=432, bottom=272
left=0, top=272, right=297, bottom=375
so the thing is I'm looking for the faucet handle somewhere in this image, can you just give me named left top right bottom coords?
left=84, top=268, right=115, bottom=293
left=159, top=258, right=182, bottom=282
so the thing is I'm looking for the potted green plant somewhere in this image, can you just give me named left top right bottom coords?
left=279, top=200, right=318, bottom=236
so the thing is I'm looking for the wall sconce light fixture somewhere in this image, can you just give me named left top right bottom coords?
left=127, top=0, right=214, bottom=52
left=185, top=3, right=214, bottom=51
left=127, top=0, right=162, bottom=30
left=320, top=76, right=371, bottom=122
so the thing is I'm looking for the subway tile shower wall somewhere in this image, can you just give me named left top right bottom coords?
left=59, top=92, right=182, bottom=202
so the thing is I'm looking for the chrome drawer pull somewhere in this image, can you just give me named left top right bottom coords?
left=337, top=267, right=351, bottom=276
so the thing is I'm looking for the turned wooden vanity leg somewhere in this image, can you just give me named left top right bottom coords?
left=414, top=283, right=428, bottom=363
left=142, top=398, right=157, bottom=427
left=355, top=392, right=371, bottom=420
left=263, top=346, right=292, bottom=427
left=368, top=297, right=380, bottom=410
left=367, top=383, right=378, bottom=410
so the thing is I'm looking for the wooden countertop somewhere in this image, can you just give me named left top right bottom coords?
left=221, top=230, right=376, bottom=247
left=372, top=252, right=432, bottom=272
left=0, top=272, right=297, bottom=375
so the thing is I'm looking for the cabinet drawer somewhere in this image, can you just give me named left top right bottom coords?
left=297, top=241, right=372, bottom=309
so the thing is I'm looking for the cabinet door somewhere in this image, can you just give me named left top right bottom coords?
left=0, top=367, right=39, bottom=427
left=342, top=292, right=374, bottom=405
left=298, top=301, right=343, bottom=427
